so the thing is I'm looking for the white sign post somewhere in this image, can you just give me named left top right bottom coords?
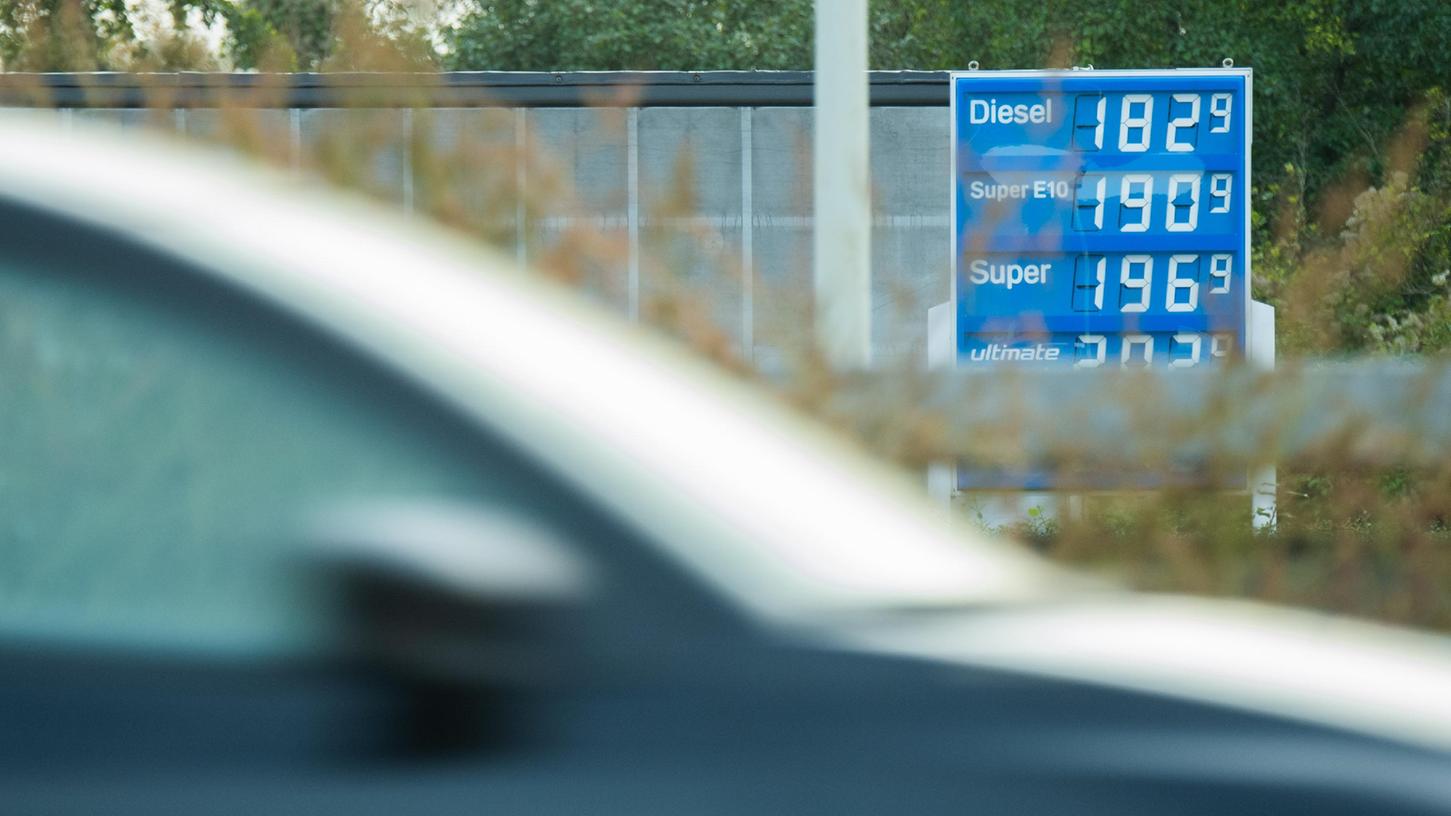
left=1250, top=300, right=1277, bottom=529
left=813, top=0, right=872, bottom=370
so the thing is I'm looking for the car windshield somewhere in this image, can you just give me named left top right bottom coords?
left=204, top=199, right=1065, bottom=624
left=201, top=188, right=1064, bottom=623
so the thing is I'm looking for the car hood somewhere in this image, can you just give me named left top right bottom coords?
left=832, top=593, right=1451, bottom=755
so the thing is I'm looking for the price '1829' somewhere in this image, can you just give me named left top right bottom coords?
left=1073, top=92, right=1233, bottom=152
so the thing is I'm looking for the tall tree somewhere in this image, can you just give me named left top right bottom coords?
left=445, top=0, right=814, bottom=71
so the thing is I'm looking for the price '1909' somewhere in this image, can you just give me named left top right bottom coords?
left=1073, top=172, right=1233, bottom=232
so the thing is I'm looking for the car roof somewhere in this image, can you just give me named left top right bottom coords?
left=0, top=113, right=1063, bottom=625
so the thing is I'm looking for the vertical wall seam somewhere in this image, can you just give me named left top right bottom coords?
left=289, top=108, right=302, bottom=175
left=515, top=107, right=528, bottom=271
left=627, top=107, right=641, bottom=322
left=401, top=108, right=415, bottom=216
left=741, top=107, right=754, bottom=361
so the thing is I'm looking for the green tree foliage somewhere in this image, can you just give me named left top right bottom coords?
left=222, top=0, right=435, bottom=70
left=0, top=0, right=434, bottom=71
left=444, top=0, right=1451, bottom=353
left=225, top=0, right=337, bottom=69
left=442, top=0, right=964, bottom=73
left=928, top=0, right=1451, bottom=352
left=0, top=0, right=223, bottom=70
left=198, top=0, right=436, bottom=70
left=445, top=0, right=814, bottom=71
left=4, top=0, right=1448, bottom=351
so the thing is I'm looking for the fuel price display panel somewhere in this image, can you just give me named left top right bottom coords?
left=952, top=69, right=1251, bottom=369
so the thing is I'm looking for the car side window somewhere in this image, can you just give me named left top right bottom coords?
left=0, top=223, right=588, bottom=655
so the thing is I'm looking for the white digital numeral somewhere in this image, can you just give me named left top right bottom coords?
left=1118, top=94, right=1153, bottom=152
left=1166, top=255, right=1200, bottom=312
left=1074, top=255, right=1106, bottom=311
left=1170, top=333, right=1202, bottom=368
left=1210, top=254, right=1232, bottom=293
left=1074, top=94, right=1106, bottom=151
left=1119, top=255, right=1152, bottom=313
left=1211, top=334, right=1234, bottom=358
left=1166, top=173, right=1201, bottom=232
left=1121, top=334, right=1154, bottom=368
left=1075, top=334, right=1106, bottom=368
left=1074, top=175, right=1106, bottom=231
left=1209, top=173, right=1232, bottom=213
left=1119, top=174, right=1153, bottom=232
left=1167, top=93, right=1200, bottom=152
left=1209, top=93, right=1232, bottom=133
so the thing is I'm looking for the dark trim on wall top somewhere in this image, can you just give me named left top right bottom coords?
left=0, top=70, right=952, bottom=109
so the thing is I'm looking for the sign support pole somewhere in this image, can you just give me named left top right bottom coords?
left=1250, top=301, right=1277, bottom=529
left=813, top=0, right=872, bottom=369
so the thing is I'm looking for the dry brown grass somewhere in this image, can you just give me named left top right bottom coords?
left=8, top=70, right=1450, bottom=631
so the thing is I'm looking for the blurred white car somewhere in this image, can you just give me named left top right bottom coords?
left=2, top=115, right=1450, bottom=814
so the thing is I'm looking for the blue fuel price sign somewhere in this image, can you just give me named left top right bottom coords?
left=952, top=69, right=1252, bottom=369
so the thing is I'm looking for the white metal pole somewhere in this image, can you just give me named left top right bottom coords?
left=1250, top=300, right=1277, bottom=529
left=813, top=0, right=872, bottom=369
left=740, top=108, right=755, bottom=362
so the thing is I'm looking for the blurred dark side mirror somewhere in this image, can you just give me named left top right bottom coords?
left=302, top=501, right=594, bottom=757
